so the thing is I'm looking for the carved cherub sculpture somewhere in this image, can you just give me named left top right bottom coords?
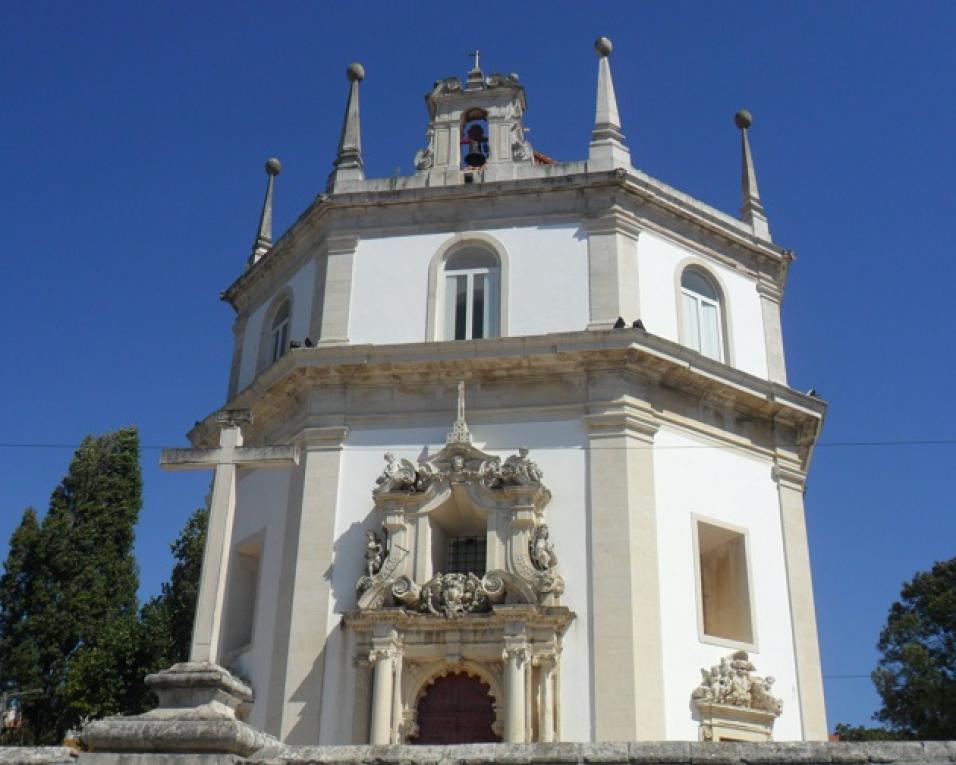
left=531, top=523, right=558, bottom=570
left=364, top=528, right=385, bottom=577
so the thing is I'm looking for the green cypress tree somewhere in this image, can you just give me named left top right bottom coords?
left=161, top=506, right=208, bottom=662
left=0, top=507, right=44, bottom=738
left=1, top=427, right=144, bottom=742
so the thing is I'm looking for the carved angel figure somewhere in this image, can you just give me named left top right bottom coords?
left=500, top=447, right=543, bottom=485
left=691, top=650, right=782, bottom=716
left=364, top=529, right=385, bottom=577
left=414, top=128, right=435, bottom=171
left=530, top=523, right=558, bottom=570
left=376, top=452, right=418, bottom=493
left=511, top=125, right=533, bottom=162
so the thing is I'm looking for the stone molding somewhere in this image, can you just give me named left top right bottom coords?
left=771, top=463, right=807, bottom=492
left=220, top=168, right=792, bottom=314
left=188, top=330, right=825, bottom=472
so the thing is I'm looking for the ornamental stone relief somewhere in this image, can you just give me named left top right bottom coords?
left=692, top=650, right=783, bottom=716
left=356, top=383, right=563, bottom=615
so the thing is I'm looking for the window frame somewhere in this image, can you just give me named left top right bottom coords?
left=257, top=290, right=295, bottom=374
left=691, top=515, right=758, bottom=652
left=675, top=262, right=733, bottom=365
left=425, top=235, right=510, bottom=342
left=220, top=529, right=265, bottom=659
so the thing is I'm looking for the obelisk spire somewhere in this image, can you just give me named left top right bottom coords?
left=588, top=36, right=631, bottom=170
left=328, top=62, right=366, bottom=192
left=735, top=109, right=771, bottom=240
left=249, top=157, right=282, bottom=266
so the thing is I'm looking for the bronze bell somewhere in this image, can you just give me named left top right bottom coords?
left=462, top=123, right=488, bottom=167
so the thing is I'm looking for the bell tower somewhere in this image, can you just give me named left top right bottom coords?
left=413, top=53, right=534, bottom=184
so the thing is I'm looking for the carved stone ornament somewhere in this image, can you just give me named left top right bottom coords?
left=414, top=128, right=435, bottom=171
left=511, top=124, right=533, bottom=162
left=485, top=73, right=520, bottom=88
left=358, top=383, right=564, bottom=614
left=430, top=77, right=461, bottom=97
left=692, top=651, right=783, bottom=716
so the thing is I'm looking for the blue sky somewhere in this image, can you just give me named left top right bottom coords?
left=2, top=1, right=955, bottom=732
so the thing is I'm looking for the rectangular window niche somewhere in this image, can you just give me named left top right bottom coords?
left=694, top=518, right=756, bottom=649
left=221, top=531, right=264, bottom=657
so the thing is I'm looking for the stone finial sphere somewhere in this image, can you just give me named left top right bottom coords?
left=734, top=109, right=753, bottom=130
left=265, top=157, right=282, bottom=176
left=347, top=62, right=365, bottom=82
left=594, top=37, right=613, bottom=57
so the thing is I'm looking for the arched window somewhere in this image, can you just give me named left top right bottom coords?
left=443, top=247, right=499, bottom=340
left=680, top=268, right=724, bottom=361
left=267, top=300, right=291, bottom=364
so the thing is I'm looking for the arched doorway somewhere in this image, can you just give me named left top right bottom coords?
left=412, top=672, right=501, bottom=744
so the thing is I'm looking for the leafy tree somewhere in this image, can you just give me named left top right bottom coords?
left=158, top=506, right=208, bottom=662
left=0, top=427, right=143, bottom=743
left=871, top=557, right=956, bottom=739
left=0, top=507, right=44, bottom=739
left=832, top=722, right=906, bottom=741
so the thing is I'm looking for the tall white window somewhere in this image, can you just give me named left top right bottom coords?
left=268, top=300, right=290, bottom=363
left=680, top=268, right=723, bottom=361
left=443, top=247, right=499, bottom=340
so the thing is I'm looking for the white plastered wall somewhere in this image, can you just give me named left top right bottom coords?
left=637, top=232, right=769, bottom=379
left=236, top=259, right=317, bottom=391
left=653, top=425, right=802, bottom=740
left=316, top=418, right=592, bottom=744
left=228, top=468, right=292, bottom=731
left=348, top=225, right=590, bottom=344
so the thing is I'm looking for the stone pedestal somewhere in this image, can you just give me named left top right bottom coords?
left=81, top=663, right=280, bottom=757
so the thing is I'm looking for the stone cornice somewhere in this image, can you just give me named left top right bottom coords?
left=220, top=169, right=791, bottom=311
left=184, top=329, right=825, bottom=473
left=344, top=604, right=575, bottom=634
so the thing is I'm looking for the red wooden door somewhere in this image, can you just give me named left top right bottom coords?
left=413, top=672, right=501, bottom=744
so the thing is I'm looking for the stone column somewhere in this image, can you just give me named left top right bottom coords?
left=369, top=646, right=396, bottom=745
left=537, top=655, right=557, bottom=743
left=773, top=462, right=828, bottom=740
left=502, top=644, right=529, bottom=743
left=265, top=426, right=348, bottom=742
left=584, top=211, right=641, bottom=330
left=584, top=402, right=666, bottom=741
left=757, top=278, right=788, bottom=384
left=314, top=235, right=359, bottom=346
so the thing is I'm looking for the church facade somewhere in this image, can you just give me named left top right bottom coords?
left=166, top=39, right=828, bottom=747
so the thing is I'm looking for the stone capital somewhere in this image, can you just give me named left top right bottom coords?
left=583, top=407, right=660, bottom=443
left=292, top=425, right=349, bottom=450
left=583, top=208, right=642, bottom=240
left=771, top=463, right=806, bottom=491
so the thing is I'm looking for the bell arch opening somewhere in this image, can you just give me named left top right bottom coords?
left=410, top=669, right=502, bottom=744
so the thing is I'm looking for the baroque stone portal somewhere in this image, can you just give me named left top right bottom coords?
left=346, top=384, right=573, bottom=745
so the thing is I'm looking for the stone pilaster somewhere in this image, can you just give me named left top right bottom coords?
left=585, top=211, right=641, bottom=330
left=314, top=236, right=359, bottom=346
left=536, top=654, right=557, bottom=743
left=583, top=405, right=665, bottom=741
left=265, top=426, right=349, bottom=743
left=350, top=656, right=372, bottom=744
left=772, top=462, right=828, bottom=740
left=757, top=278, right=788, bottom=384
left=226, top=314, right=248, bottom=401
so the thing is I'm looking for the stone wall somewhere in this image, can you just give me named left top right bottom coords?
left=4, top=742, right=956, bottom=765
